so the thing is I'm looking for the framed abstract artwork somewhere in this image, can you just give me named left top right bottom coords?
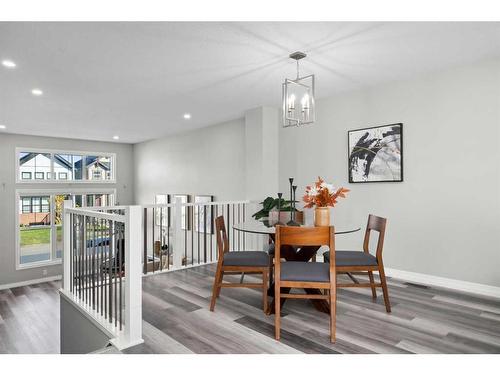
left=154, top=194, right=171, bottom=227
left=172, top=194, right=191, bottom=230
left=194, top=195, right=214, bottom=234
left=348, top=123, right=403, bottom=183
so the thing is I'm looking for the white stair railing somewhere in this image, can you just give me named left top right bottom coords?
left=61, top=200, right=143, bottom=350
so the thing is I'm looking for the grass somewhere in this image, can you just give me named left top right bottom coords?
left=19, top=226, right=109, bottom=246
left=20, top=226, right=62, bottom=246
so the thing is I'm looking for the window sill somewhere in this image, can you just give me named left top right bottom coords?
left=17, top=259, right=62, bottom=271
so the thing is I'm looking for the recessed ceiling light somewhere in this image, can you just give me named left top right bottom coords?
left=0, top=124, right=6, bottom=130
left=2, top=60, right=16, bottom=68
left=31, top=88, right=43, bottom=96
left=113, top=135, right=120, bottom=140
left=183, top=113, right=191, bottom=120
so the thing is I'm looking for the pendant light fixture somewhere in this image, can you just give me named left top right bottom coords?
left=282, top=51, right=315, bottom=127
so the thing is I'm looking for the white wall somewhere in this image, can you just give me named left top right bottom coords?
left=244, top=107, right=280, bottom=200
left=0, top=133, right=134, bottom=286
left=280, top=58, right=500, bottom=287
left=133, top=118, right=246, bottom=204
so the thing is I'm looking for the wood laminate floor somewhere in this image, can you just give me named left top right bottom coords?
left=1, top=266, right=500, bottom=354
left=125, top=264, right=500, bottom=354
left=0, top=281, right=61, bottom=354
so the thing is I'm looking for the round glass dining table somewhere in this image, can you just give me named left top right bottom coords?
left=233, top=219, right=361, bottom=314
left=233, top=220, right=361, bottom=236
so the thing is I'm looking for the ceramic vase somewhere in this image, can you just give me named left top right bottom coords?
left=314, top=207, right=330, bottom=227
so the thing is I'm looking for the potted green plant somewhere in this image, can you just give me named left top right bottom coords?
left=252, top=196, right=296, bottom=220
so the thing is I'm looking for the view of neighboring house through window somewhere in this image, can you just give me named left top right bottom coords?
left=18, top=192, right=114, bottom=267
left=19, top=195, right=52, bottom=264
left=86, top=193, right=112, bottom=207
left=18, top=149, right=115, bottom=182
left=16, top=148, right=117, bottom=268
left=18, top=152, right=51, bottom=181
left=54, top=153, right=83, bottom=180
left=85, top=155, right=112, bottom=181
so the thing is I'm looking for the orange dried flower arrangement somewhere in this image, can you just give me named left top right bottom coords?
left=302, top=176, right=350, bottom=208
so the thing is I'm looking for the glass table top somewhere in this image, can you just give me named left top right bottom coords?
left=233, top=219, right=361, bottom=235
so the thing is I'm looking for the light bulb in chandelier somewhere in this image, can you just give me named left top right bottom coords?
left=282, top=51, right=315, bottom=127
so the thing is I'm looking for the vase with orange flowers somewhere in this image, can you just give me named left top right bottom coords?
left=303, top=177, right=350, bottom=227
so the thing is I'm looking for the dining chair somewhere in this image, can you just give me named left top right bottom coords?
left=274, top=225, right=337, bottom=343
left=323, top=214, right=391, bottom=312
left=266, top=210, right=304, bottom=284
left=210, top=215, right=270, bottom=312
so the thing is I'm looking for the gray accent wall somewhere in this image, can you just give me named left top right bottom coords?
left=0, top=133, right=134, bottom=286
left=279, top=58, right=500, bottom=287
left=133, top=118, right=246, bottom=204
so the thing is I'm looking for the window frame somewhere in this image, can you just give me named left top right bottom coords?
left=16, top=147, right=116, bottom=184
left=15, top=188, right=116, bottom=270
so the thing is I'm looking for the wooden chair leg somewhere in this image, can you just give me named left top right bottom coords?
left=210, top=265, right=223, bottom=311
left=379, top=265, right=391, bottom=313
left=367, top=270, right=377, bottom=299
left=262, top=270, right=268, bottom=312
left=275, top=282, right=281, bottom=340
left=216, top=271, right=224, bottom=298
left=269, top=258, right=274, bottom=286
left=330, top=274, right=337, bottom=343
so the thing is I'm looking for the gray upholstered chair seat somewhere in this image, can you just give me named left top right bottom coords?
left=223, top=251, right=270, bottom=267
left=280, top=261, right=331, bottom=283
left=323, top=250, right=378, bottom=266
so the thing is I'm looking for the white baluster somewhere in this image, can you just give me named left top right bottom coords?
left=63, top=200, right=73, bottom=290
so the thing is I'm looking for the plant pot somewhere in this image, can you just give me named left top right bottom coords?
left=314, top=207, right=330, bottom=227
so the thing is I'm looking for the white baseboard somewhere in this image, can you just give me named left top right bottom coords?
left=385, top=267, right=500, bottom=299
left=0, top=275, right=62, bottom=290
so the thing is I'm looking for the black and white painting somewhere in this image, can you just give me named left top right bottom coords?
left=348, top=123, right=403, bottom=183
left=172, top=194, right=191, bottom=230
left=154, top=194, right=170, bottom=227
left=194, top=195, right=214, bottom=234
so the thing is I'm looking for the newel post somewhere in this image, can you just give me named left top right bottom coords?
left=63, top=200, right=73, bottom=290
left=124, top=205, right=144, bottom=346
left=172, top=197, right=184, bottom=269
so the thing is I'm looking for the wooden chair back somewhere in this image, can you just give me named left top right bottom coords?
left=275, top=225, right=336, bottom=279
left=363, top=214, right=387, bottom=260
left=215, top=216, right=230, bottom=259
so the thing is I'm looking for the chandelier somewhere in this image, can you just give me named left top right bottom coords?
left=282, top=51, right=315, bottom=127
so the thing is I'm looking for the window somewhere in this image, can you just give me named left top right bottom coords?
left=17, top=148, right=115, bottom=183
left=85, top=155, right=112, bottom=181
left=17, top=190, right=115, bottom=268
left=22, top=198, right=31, bottom=213
left=19, top=195, right=52, bottom=265
left=18, top=152, right=51, bottom=181
left=54, top=154, right=82, bottom=181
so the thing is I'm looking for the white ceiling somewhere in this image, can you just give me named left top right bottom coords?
left=1, top=22, right=500, bottom=144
